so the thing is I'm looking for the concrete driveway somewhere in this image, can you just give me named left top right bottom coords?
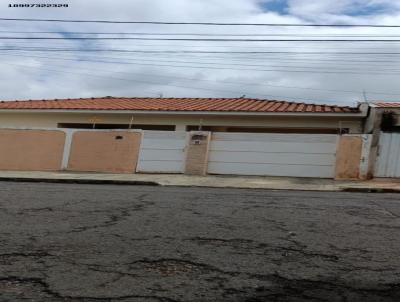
left=0, top=182, right=399, bottom=301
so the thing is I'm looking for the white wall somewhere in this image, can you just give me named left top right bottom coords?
left=0, top=112, right=363, bottom=133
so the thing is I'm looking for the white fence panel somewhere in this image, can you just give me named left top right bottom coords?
left=137, top=131, right=187, bottom=173
left=209, top=151, right=335, bottom=166
left=375, top=132, right=400, bottom=178
left=208, top=133, right=338, bottom=178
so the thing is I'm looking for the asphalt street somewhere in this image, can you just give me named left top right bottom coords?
left=0, top=182, right=399, bottom=302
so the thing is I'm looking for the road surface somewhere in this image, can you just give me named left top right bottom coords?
left=0, top=182, right=399, bottom=301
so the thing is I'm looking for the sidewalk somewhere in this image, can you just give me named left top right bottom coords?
left=0, top=171, right=398, bottom=192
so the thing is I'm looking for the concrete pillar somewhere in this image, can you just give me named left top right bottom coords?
left=366, top=111, right=383, bottom=179
left=359, top=134, right=373, bottom=180
left=335, top=135, right=363, bottom=180
left=61, top=129, right=74, bottom=170
left=184, top=131, right=211, bottom=176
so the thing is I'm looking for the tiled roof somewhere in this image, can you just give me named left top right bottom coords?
left=374, top=102, right=400, bottom=108
left=0, top=97, right=359, bottom=113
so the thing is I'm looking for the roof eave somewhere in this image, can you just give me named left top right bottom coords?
left=0, top=108, right=366, bottom=117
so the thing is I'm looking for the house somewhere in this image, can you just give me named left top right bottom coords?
left=364, top=102, right=400, bottom=133
left=0, top=97, right=367, bottom=134
left=363, top=102, right=400, bottom=178
left=0, top=97, right=371, bottom=179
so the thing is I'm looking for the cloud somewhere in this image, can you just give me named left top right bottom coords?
left=287, top=0, right=399, bottom=17
left=0, top=0, right=399, bottom=105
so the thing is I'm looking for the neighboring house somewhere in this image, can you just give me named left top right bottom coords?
left=363, top=102, right=400, bottom=178
left=364, top=102, right=400, bottom=133
left=0, top=97, right=367, bottom=133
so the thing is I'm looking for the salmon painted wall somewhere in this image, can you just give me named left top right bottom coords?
left=335, top=136, right=363, bottom=179
left=0, top=129, right=65, bottom=171
left=67, top=131, right=142, bottom=173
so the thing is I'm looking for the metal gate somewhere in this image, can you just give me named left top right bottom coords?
left=375, top=132, right=400, bottom=178
left=136, top=131, right=187, bottom=173
left=207, top=133, right=338, bottom=178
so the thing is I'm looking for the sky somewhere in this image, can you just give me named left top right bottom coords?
left=1, top=0, right=400, bottom=106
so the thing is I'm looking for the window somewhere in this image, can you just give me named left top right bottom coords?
left=186, top=125, right=347, bottom=134
left=58, top=123, right=176, bottom=131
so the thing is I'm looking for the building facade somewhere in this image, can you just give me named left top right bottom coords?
left=0, top=97, right=367, bottom=134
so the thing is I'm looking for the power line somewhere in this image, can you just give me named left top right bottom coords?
left=4, top=46, right=399, bottom=63
left=7, top=51, right=400, bottom=73
left=0, top=18, right=399, bottom=27
left=7, top=49, right=400, bottom=69
left=0, top=61, right=340, bottom=103
left=2, top=51, right=400, bottom=75
left=5, top=51, right=400, bottom=96
left=2, top=31, right=400, bottom=37
left=1, top=47, right=400, bottom=55
left=165, top=55, right=400, bottom=64
left=8, top=50, right=398, bottom=68
left=96, top=53, right=400, bottom=65
left=6, top=39, right=398, bottom=51
left=1, top=37, right=400, bottom=42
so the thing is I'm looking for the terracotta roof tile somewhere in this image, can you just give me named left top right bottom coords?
left=0, top=97, right=360, bottom=114
left=268, top=102, right=283, bottom=111
left=277, top=102, right=291, bottom=112
left=295, top=103, right=305, bottom=112
left=286, top=103, right=298, bottom=112
left=373, top=102, right=400, bottom=108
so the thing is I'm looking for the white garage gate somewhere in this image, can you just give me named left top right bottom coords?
left=136, top=131, right=187, bottom=173
left=207, top=133, right=338, bottom=178
left=375, top=132, right=400, bottom=178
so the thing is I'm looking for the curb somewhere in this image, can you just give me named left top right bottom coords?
left=0, top=177, right=398, bottom=193
left=0, top=177, right=160, bottom=186
left=340, top=187, right=400, bottom=193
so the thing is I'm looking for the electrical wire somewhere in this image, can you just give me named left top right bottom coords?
left=1, top=37, right=400, bottom=42
left=2, top=51, right=400, bottom=77
left=7, top=49, right=399, bottom=68
left=1, top=31, right=400, bottom=37
left=5, top=39, right=399, bottom=51
left=4, top=51, right=400, bottom=96
left=3, top=46, right=399, bottom=64
left=1, top=60, right=342, bottom=103
left=0, top=47, right=399, bottom=55
left=6, top=51, right=400, bottom=73
left=0, top=18, right=399, bottom=27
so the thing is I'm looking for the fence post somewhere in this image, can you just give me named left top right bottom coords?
left=61, top=129, right=74, bottom=170
left=334, top=135, right=363, bottom=179
left=184, top=131, right=211, bottom=176
left=359, top=134, right=373, bottom=180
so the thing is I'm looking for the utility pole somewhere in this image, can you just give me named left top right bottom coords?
left=362, top=90, right=368, bottom=102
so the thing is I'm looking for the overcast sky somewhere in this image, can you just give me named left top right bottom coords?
left=1, top=0, right=400, bottom=105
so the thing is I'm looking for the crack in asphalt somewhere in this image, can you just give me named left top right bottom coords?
left=186, top=236, right=340, bottom=262
left=68, top=193, right=152, bottom=234
left=0, top=276, right=180, bottom=301
left=127, top=258, right=232, bottom=276
left=0, top=251, right=52, bottom=258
